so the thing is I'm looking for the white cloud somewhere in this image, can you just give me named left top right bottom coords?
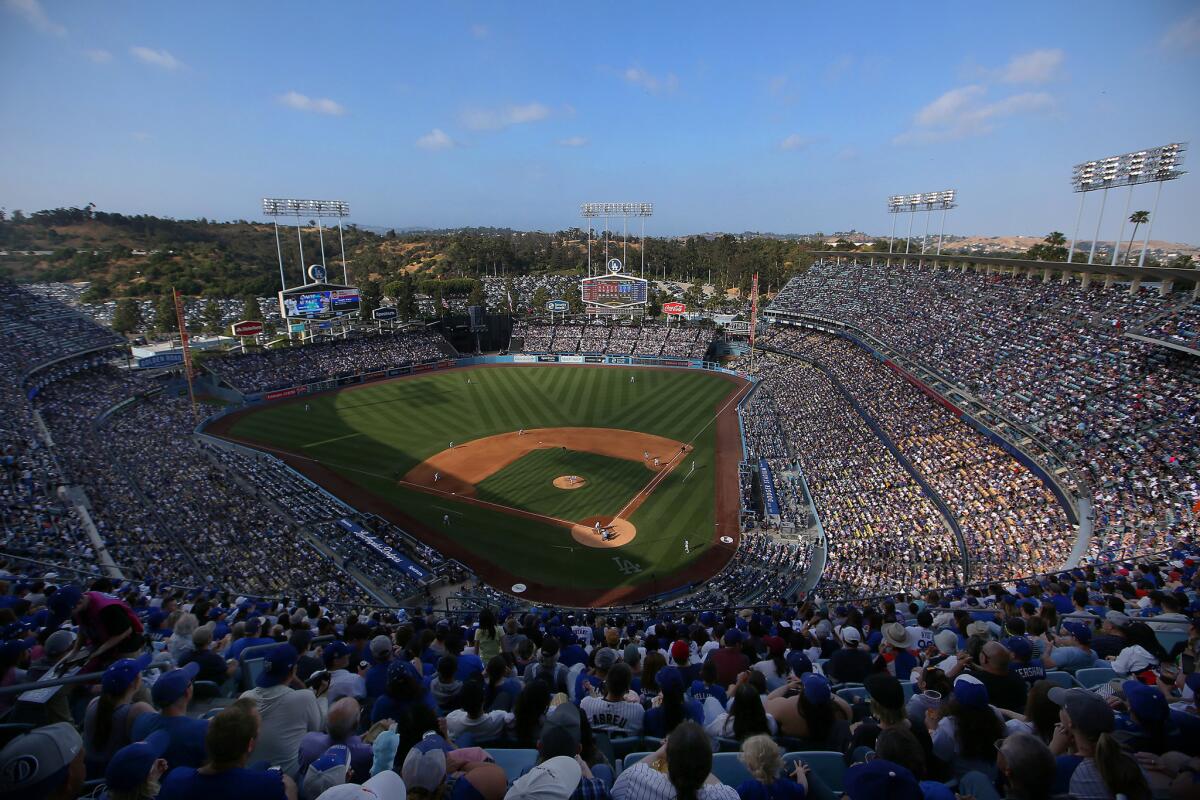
left=470, top=23, right=489, bottom=39
left=416, top=128, right=455, bottom=150
left=896, top=84, right=1054, bottom=144
left=85, top=49, right=113, bottom=64
left=779, top=134, right=813, bottom=151
left=4, top=0, right=65, bottom=36
left=1162, top=10, right=1200, bottom=50
left=278, top=91, right=346, bottom=116
left=461, top=102, right=550, bottom=131
left=622, top=66, right=678, bottom=94
left=1000, top=49, right=1064, bottom=83
left=558, top=136, right=589, bottom=147
left=130, top=46, right=184, bottom=71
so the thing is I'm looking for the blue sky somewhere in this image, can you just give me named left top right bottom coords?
left=2, top=1, right=1198, bottom=243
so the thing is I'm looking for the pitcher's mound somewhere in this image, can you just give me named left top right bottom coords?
left=553, top=475, right=587, bottom=490
left=571, top=516, right=637, bottom=548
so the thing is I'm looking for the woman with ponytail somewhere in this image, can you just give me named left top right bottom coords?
left=644, top=666, right=703, bottom=738
left=83, top=654, right=154, bottom=779
left=1047, top=686, right=1151, bottom=800
left=612, top=721, right=738, bottom=800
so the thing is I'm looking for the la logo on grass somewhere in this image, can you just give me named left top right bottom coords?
left=612, top=556, right=643, bottom=575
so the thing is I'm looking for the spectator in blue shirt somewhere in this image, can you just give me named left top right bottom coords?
left=1048, top=623, right=1098, bottom=672
left=130, top=662, right=209, bottom=770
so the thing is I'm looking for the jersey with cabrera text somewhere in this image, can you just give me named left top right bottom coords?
left=580, top=695, right=645, bottom=736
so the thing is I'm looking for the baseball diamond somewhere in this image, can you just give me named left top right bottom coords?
left=208, top=364, right=748, bottom=606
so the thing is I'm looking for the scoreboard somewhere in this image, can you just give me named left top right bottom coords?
left=581, top=277, right=648, bottom=307
left=279, top=284, right=361, bottom=320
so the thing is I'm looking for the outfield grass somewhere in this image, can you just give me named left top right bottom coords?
left=223, top=366, right=738, bottom=595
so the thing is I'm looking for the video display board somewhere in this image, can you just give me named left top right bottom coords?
left=581, top=277, right=648, bottom=306
left=279, top=285, right=361, bottom=320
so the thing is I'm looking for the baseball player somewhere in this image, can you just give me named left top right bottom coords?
left=443, top=514, right=450, bottom=526
left=305, top=403, right=311, bottom=412
left=433, top=472, right=440, bottom=483
left=630, top=375, right=635, bottom=384
left=653, top=457, right=660, bottom=468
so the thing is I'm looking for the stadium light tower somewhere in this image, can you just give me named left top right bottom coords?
left=262, top=198, right=353, bottom=287
left=1068, top=143, right=1186, bottom=266
left=887, top=190, right=956, bottom=264
left=580, top=203, right=653, bottom=277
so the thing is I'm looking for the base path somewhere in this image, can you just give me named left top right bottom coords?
left=403, top=427, right=686, bottom=495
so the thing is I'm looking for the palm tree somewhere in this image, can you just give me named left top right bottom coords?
left=1125, top=211, right=1149, bottom=265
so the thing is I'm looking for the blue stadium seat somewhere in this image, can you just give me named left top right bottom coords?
left=621, top=753, right=655, bottom=774
left=487, top=749, right=537, bottom=783
left=242, top=659, right=266, bottom=691
left=1073, top=667, right=1117, bottom=689
left=782, top=751, right=845, bottom=794
left=1042, top=671, right=1075, bottom=689
left=1155, top=630, right=1188, bottom=655
left=900, top=680, right=915, bottom=701
left=711, top=753, right=753, bottom=786
left=835, top=686, right=867, bottom=704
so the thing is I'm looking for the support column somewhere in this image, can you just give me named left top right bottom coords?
left=1104, top=274, right=1115, bottom=289
left=1080, top=272, right=1092, bottom=289
left=1159, top=279, right=1174, bottom=297
left=1128, top=277, right=1141, bottom=296
left=1043, top=268, right=1052, bottom=283
left=1060, top=270, right=1070, bottom=285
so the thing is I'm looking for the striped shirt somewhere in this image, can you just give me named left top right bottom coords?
left=612, top=762, right=739, bottom=800
left=580, top=695, right=645, bottom=736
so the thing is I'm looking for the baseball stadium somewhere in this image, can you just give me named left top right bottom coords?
left=2, top=4, right=1199, bottom=799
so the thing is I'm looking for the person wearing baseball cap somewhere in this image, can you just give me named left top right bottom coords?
left=1091, top=611, right=1132, bottom=659
left=643, top=666, right=703, bottom=738
left=130, top=662, right=209, bottom=770
left=240, top=643, right=324, bottom=778
left=0, top=722, right=85, bottom=800
left=323, top=641, right=367, bottom=705
left=158, top=699, right=297, bottom=800
left=843, top=758, right=923, bottom=800
left=668, top=638, right=698, bottom=684
left=364, top=635, right=395, bottom=699
left=574, top=646, right=618, bottom=701
left=1049, top=622, right=1096, bottom=672
left=372, top=658, right=435, bottom=724
left=402, top=731, right=506, bottom=800
left=827, top=626, right=871, bottom=685
left=1047, top=685, right=1150, bottom=800
left=103, top=730, right=170, bottom=800
left=506, top=756, right=582, bottom=800
left=707, top=628, right=749, bottom=687
left=83, top=653, right=155, bottom=778
left=1114, top=680, right=1173, bottom=754
left=929, top=676, right=1005, bottom=777
left=313, top=770, right=406, bottom=800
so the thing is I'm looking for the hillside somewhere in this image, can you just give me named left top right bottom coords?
left=0, top=207, right=815, bottom=301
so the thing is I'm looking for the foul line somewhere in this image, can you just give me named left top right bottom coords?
left=302, top=432, right=364, bottom=448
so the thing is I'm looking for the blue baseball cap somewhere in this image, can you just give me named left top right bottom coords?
left=323, top=640, right=350, bottom=666
left=102, top=653, right=153, bottom=695
left=105, top=731, right=169, bottom=791
left=388, top=658, right=422, bottom=682
left=723, top=628, right=743, bottom=645
left=0, top=638, right=34, bottom=662
left=844, top=759, right=922, bottom=800
left=656, top=666, right=684, bottom=695
left=1063, top=622, right=1092, bottom=643
left=801, top=673, right=831, bottom=704
left=786, top=651, right=813, bottom=676
left=257, top=644, right=299, bottom=687
left=1003, top=636, right=1032, bottom=662
left=953, top=675, right=989, bottom=709
left=1123, top=680, right=1169, bottom=723
left=151, top=662, right=200, bottom=706
left=48, top=585, right=82, bottom=618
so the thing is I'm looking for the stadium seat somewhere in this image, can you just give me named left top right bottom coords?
left=1073, top=667, right=1118, bottom=689
left=242, top=658, right=266, bottom=690
left=900, top=680, right=915, bottom=701
left=1155, top=630, right=1188, bottom=655
left=487, top=749, right=537, bottom=783
left=835, top=686, right=867, bottom=704
left=711, top=752, right=753, bottom=786
left=782, top=751, right=845, bottom=793
left=621, top=753, right=655, bottom=774
left=1043, top=671, right=1075, bottom=689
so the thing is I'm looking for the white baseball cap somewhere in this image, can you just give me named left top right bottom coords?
left=506, top=756, right=582, bottom=800
left=317, top=770, right=406, bottom=800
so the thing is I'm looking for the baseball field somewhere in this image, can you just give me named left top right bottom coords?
left=207, top=364, right=748, bottom=606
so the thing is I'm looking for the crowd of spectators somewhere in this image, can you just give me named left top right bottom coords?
left=510, top=320, right=714, bottom=359
left=209, top=330, right=451, bottom=394
left=1134, top=300, right=1200, bottom=352
left=766, top=260, right=1199, bottom=567
left=3, top=546, right=1198, bottom=800
left=767, top=328, right=1076, bottom=586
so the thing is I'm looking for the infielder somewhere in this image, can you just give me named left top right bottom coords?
left=433, top=472, right=440, bottom=483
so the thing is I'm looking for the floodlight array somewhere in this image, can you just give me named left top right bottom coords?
left=262, top=198, right=351, bottom=217
left=887, top=189, right=956, bottom=212
left=1071, top=143, right=1187, bottom=192
left=579, top=202, right=654, bottom=217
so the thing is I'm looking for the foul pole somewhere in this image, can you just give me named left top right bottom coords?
left=749, top=272, right=760, bottom=374
left=173, top=288, right=198, bottom=423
